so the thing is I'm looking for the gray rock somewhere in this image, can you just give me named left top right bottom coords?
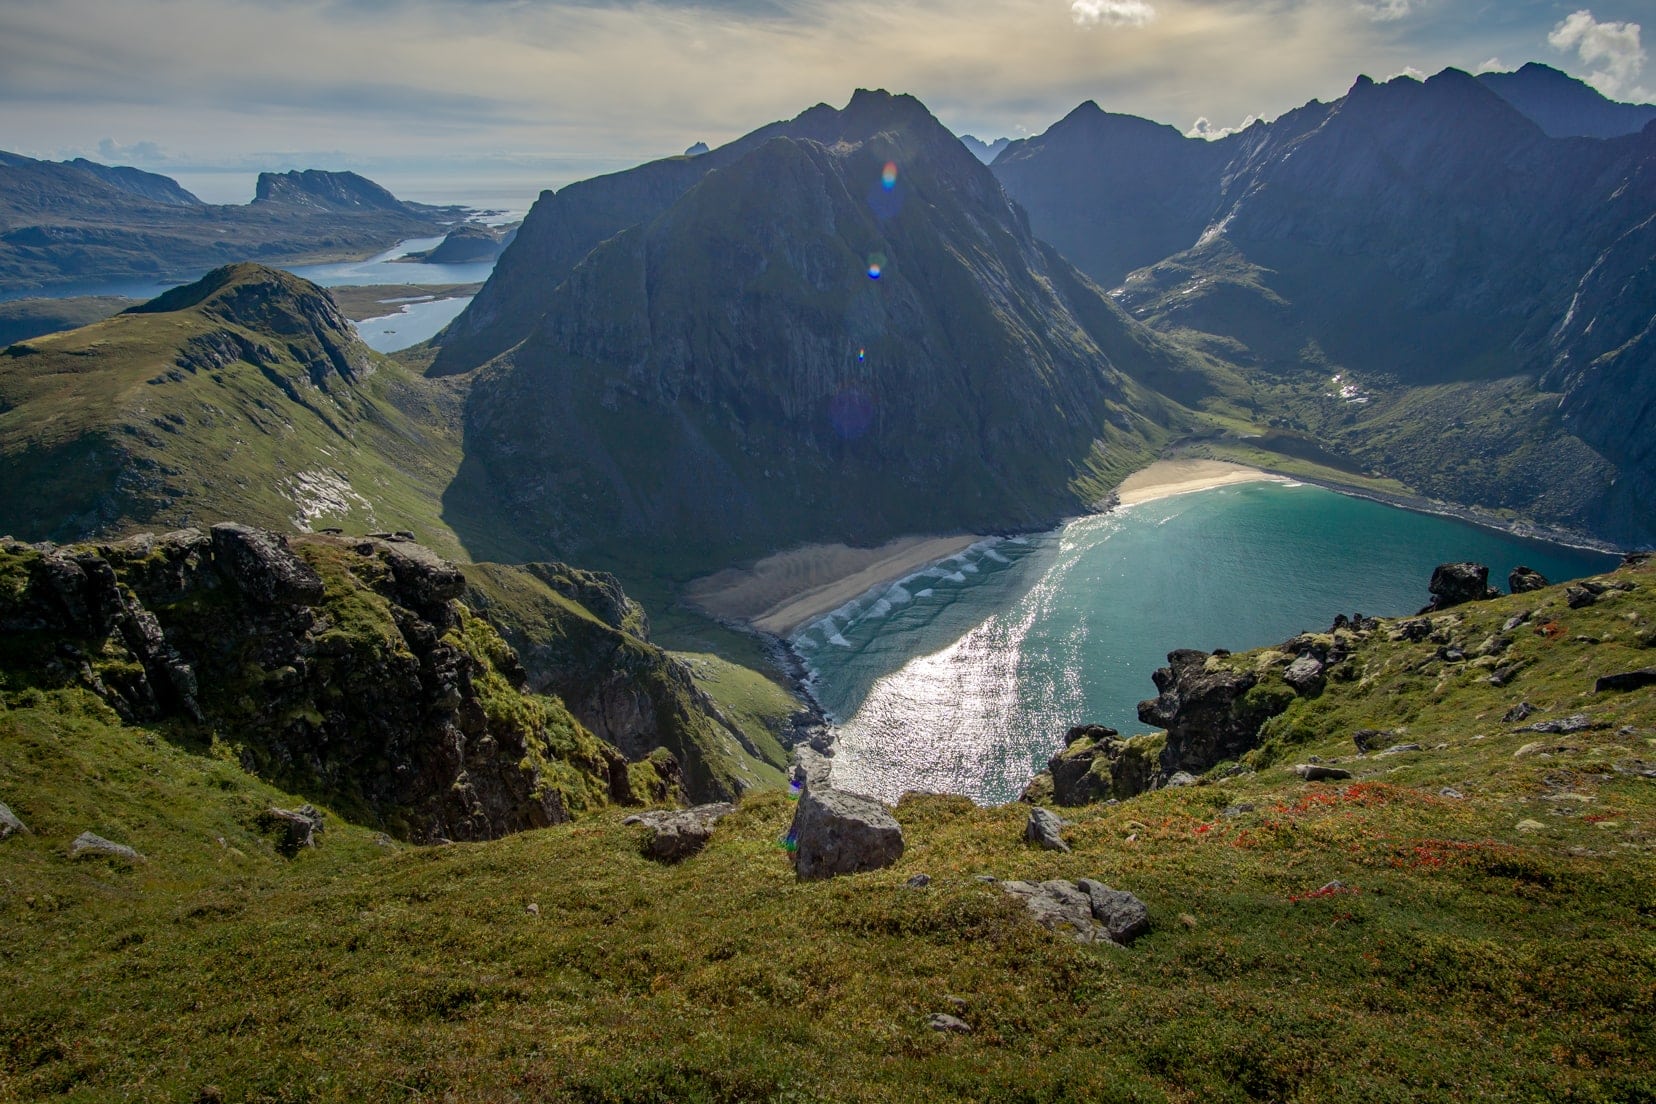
left=1164, top=771, right=1198, bottom=788
left=0, top=801, right=27, bottom=839
left=1375, top=743, right=1423, bottom=757
left=1508, top=566, right=1550, bottom=594
left=260, top=804, right=324, bottom=855
left=1000, top=879, right=1103, bottom=943
left=1440, top=787, right=1464, bottom=799
left=1352, top=728, right=1386, bottom=753
left=792, top=745, right=833, bottom=793
left=928, top=1013, right=972, bottom=1034
left=625, top=802, right=734, bottom=863
left=1565, top=585, right=1598, bottom=609
left=1077, top=879, right=1151, bottom=944
left=1516, top=713, right=1601, bottom=734
left=1488, top=664, right=1522, bottom=688
left=1294, top=763, right=1354, bottom=782
left=1025, top=807, right=1070, bottom=852
left=1283, top=654, right=1325, bottom=692
left=1595, top=668, right=1656, bottom=693
left=69, top=831, right=144, bottom=863
left=1503, top=701, right=1536, bottom=723
left=905, top=873, right=932, bottom=889
left=1220, top=803, right=1255, bottom=818
left=790, top=788, right=904, bottom=880
left=1502, top=611, right=1533, bottom=632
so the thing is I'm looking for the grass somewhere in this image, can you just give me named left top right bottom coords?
left=1, top=561, right=1652, bottom=1102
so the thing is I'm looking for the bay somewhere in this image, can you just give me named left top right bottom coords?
left=798, top=481, right=1620, bottom=805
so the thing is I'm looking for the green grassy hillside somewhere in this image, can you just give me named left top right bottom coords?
left=2, top=560, right=1650, bottom=1102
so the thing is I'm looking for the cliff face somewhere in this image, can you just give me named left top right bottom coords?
left=0, top=526, right=670, bottom=843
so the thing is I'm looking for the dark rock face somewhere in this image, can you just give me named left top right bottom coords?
left=0, top=528, right=655, bottom=844
left=1138, top=649, right=1272, bottom=777
left=1046, top=724, right=1161, bottom=804
left=1595, top=668, right=1656, bottom=694
left=790, top=788, right=904, bottom=880
left=1422, top=562, right=1498, bottom=612
left=1509, top=566, right=1550, bottom=593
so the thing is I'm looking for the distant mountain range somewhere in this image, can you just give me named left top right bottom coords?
left=0, top=154, right=466, bottom=293
left=989, top=67, right=1656, bottom=547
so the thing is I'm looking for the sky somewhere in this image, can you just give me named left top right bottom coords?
left=1, top=0, right=1650, bottom=205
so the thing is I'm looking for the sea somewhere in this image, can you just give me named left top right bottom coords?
left=793, top=480, right=1621, bottom=805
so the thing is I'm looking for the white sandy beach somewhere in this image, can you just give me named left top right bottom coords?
left=1113, top=458, right=1290, bottom=506
left=686, top=461, right=1288, bottom=636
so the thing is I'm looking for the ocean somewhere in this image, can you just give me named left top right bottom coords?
left=794, top=481, right=1620, bottom=804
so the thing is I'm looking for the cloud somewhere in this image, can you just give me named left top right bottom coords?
left=1357, top=0, right=1410, bottom=22
left=1474, top=56, right=1504, bottom=74
left=1070, top=0, right=1155, bottom=29
left=1186, top=113, right=1258, bottom=140
left=96, top=137, right=168, bottom=164
left=1548, top=9, right=1648, bottom=101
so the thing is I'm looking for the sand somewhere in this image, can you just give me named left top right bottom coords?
left=685, top=534, right=984, bottom=637
left=686, top=462, right=1286, bottom=637
left=1113, top=459, right=1290, bottom=506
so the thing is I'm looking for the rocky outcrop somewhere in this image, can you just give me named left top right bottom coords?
left=624, top=802, right=734, bottom=862
left=260, top=805, right=324, bottom=855
left=0, top=526, right=667, bottom=844
left=0, top=801, right=27, bottom=839
left=411, top=224, right=509, bottom=265
left=1025, top=807, right=1070, bottom=853
left=789, top=788, right=904, bottom=880
left=1138, top=649, right=1279, bottom=778
left=1422, top=562, right=1499, bottom=613
left=998, top=878, right=1151, bottom=945
left=1508, top=566, right=1550, bottom=594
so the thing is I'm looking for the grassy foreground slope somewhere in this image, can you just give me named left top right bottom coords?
left=2, top=560, right=1652, bottom=1102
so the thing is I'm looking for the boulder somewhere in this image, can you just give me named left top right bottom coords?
left=0, top=801, right=27, bottom=839
left=624, top=802, right=734, bottom=862
left=1515, top=713, right=1600, bottom=734
left=1594, top=668, right=1656, bottom=693
left=70, top=831, right=145, bottom=863
left=1508, top=566, right=1550, bottom=593
left=1422, top=562, right=1499, bottom=612
left=259, top=804, right=324, bottom=855
left=1025, top=807, right=1070, bottom=852
left=928, top=1013, right=972, bottom=1034
left=1076, top=879, right=1152, bottom=944
left=789, top=788, right=904, bottom=880
left=1565, top=585, right=1598, bottom=609
left=792, top=745, right=833, bottom=793
left=1294, top=763, right=1353, bottom=782
left=1283, top=654, right=1325, bottom=693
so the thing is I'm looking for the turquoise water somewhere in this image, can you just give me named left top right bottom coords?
left=797, top=482, right=1620, bottom=804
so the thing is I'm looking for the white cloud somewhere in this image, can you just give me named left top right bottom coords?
left=1548, top=9, right=1648, bottom=101
left=1474, top=56, right=1505, bottom=75
left=1358, top=0, right=1411, bottom=23
left=95, top=137, right=168, bottom=164
left=1070, top=0, right=1155, bottom=28
left=1186, top=113, right=1259, bottom=140
left=1389, top=65, right=1425, bottom=81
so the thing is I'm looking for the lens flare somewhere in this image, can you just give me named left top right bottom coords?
left=867, top=263, right=882, bottom=279
left=881, top=161, right=898, bottom=190
left=857, top=348, right=866, bottom=362
left=866, top=251, right=887, bottom=280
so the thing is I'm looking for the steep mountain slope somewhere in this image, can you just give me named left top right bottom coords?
left=445, top=91, right=1213, bottom=572
left=0, top=263, right=469, bottom=555
left=1480, top=62, right=1656, bottom=138
left=0, top=154, right=462, bottom=292
left=0, top=558, right=1650, bottom=1100
left=995, top=69, right=1656, bottom=546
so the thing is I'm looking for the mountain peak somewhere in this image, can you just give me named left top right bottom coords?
left=253, top=169, right=409, bottom=213
left=1480, top=62, right=1656, bottom=137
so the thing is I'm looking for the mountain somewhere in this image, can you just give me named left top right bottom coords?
left=253, top=169, right=417, bottom=213
left=65, top=158, right=202, bottom=206
left=0, top=153, right=464, bottom=293
left=993, top=69, right=1656, bottom=547
left=0, top=263, right=468, bottom=553
left=958, top=134, right=1010, bottom=163
left=439, top=90, right=1218, bottom=572
left=1480, top=62, right=1656, bottom=138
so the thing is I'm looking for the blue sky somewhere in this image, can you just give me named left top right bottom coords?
left=0, top=0, right=1648, bottom=200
